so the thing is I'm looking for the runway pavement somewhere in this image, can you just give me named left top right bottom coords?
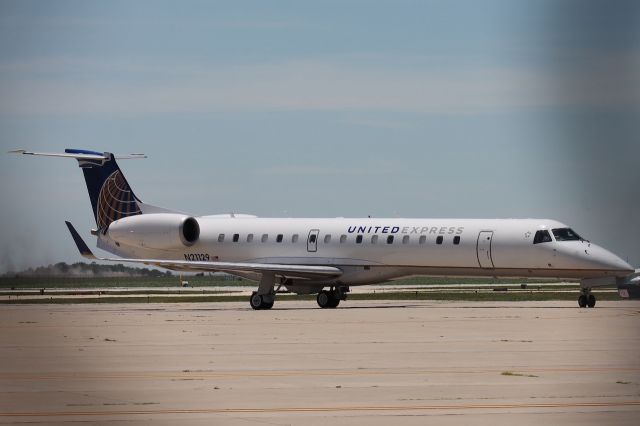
left=1, top=300, right=639, bottom=425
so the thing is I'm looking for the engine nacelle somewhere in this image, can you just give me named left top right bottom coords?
left=617, top=269, right=640, bottom=299
left=107, top=214, right=200, bottom=250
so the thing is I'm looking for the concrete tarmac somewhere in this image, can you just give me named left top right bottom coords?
left=1, top=300, right=639, bottom=425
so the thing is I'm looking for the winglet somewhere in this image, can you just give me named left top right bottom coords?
left=65, top=221, right=97, bottom=259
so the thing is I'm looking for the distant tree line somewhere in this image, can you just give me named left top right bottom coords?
left=3, top=262, right=173, bottom=278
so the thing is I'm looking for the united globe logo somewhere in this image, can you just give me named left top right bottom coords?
left=96, top=170, right=142, bottom=230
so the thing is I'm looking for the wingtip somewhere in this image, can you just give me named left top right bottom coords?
left=65, top=221, right=97, bottom=260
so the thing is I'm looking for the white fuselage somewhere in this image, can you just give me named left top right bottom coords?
left=99, top=216, right=633, bottom=288
left=17, top=148, right=634, bottom=307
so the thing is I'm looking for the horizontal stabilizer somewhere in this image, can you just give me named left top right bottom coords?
left=9, top=149, right=146, bottom=161
left=64, top=221, right=343, bottom=280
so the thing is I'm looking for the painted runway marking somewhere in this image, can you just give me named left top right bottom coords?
left=2, top=401, right=640, bottom=417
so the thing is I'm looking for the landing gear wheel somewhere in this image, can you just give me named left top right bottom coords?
left=249, top=292, right=274, bottom=310
left=317, top=290, right=332, bottom=308
left=317, top=290, right=340, bottom=308
left=250, top=292, right=264, bottom=310
left=578, top=294, right=587, bottom=308
left=328, top=295, right=340, bottom=308
left=587, top=294, right=596, bottom=308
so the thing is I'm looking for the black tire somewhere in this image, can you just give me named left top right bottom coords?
left=250, top=292, right=263, bottom=310
left=262, top=300, right=274, bottom=310
left=317, top=290, right=331, bottom=308
left=578, top=294, right=587, bottom=308
left=587, top=294, right=596, bottom=308
left=327, top=292, right=340, bottom=308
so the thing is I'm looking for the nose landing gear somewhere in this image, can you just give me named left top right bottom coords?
left=578, top=289, right=596, bottom=308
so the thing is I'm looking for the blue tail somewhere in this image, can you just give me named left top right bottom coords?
left=68, top=149, right=143, bottom=230
left=12, top=148, right=173, bottom=230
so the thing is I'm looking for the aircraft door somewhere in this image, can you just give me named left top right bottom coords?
left=477, top=231, right=494, bottom=268
left=307, top=229, right=319, bottom=252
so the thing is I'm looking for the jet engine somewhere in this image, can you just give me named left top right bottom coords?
left=107, top=213, right=200, bottom=249
left=617, top=269, right=640, bottom=299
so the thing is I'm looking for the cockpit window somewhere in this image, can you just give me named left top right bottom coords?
left=533, top=230, right=552, bottom=244
left=552, top=228, right=582, bottom=241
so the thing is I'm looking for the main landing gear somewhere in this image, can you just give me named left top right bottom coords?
left=317, top=286, right=349, bottom=309
left=578, top=288, right=596, bottom=308
left=248, top=275, right=351, bottom=310
left=250, top=292, right=274, bottom=310
left=249, top=273, right=276, bottom=310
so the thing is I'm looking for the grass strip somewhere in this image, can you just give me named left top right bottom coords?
left=0, top=291, right=620, bottom=304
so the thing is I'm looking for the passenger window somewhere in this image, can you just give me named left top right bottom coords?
left=356, top=235, right=363, bottom=244
left=402, top=235, right=409, bottom=244
left=292, top=234, right=299, bottom=243
left=436, top=236, right=443, bottom=245
left=533, top=230, right=552, bottom=244
left=340, top=235, right=347, bottom=243
left=247, top=234, right=254, bottom=242
left=371, top=235, right=378, bottom=244
left=419, top=235, right=426, bottom=244
left=233, top=233, right=239, bottom=242
left=218, top=234, right=225, bottom=243
left=309, top=234, right=316, bottom=243
left=261, top=234, right=268, bottom=243
left=387, top=235, right=394, bottom=244
left=276, top=234, right=283, bottom=243
left=324, top=234, right=331, bottom=244
left=453, top=235, right=460, bottom=245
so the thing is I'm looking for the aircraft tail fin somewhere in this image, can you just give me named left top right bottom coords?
left=11, top=148, right=172, bottom=231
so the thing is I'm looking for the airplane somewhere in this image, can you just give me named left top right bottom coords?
left=11, top=148, right=635, bottom=309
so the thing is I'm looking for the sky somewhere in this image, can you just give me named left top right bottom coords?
left=0, top=0, right=639, bottom=273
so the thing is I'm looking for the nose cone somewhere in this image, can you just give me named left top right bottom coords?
left=584, top=243, right=634, bottom=276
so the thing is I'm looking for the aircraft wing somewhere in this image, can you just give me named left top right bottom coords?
left=65, top=221, right=342, bottom=280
